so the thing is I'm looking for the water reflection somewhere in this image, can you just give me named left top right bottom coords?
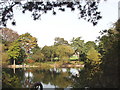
left=2, top=68, right=81, bottom=88
left=23, top=70, right=34, bottom=88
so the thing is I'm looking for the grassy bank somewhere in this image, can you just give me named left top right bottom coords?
left=26, top=61, right=84, bottom=69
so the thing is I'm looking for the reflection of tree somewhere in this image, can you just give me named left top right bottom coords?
left=2, top=68, right=79, bottom=88
left=33, top=68, right=73, bottom=88
left=52, top=72, right=72, bottom=88
left=72, top=66, right=102, bottom=88
left=23, top=70, right=34, bottom=88
left=2, top=68, right=23, bottom=88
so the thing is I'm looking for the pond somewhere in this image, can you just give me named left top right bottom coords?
left=2, top=68, right=82, bottom=89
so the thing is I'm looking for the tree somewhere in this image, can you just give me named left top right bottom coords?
left=41, top=45, right=55, bottom=61
left=54, top=37, right=69, bottom=46
left=86, top=47, right=101, bottom=66
left=85, top=41, right=97, bottom=51
left=97, top=20, right=120, bottom=87
left=18, top=33, right=37, bottom=57
left=31, top=47, right=44, bottom=62
left=55, top=45, right=74, bottom=62
left=0, top=43, right=9, bottom=66
left=0, top=28, right=19, bottom=42
left=71, top=37, right=86, bottom=61
left=31, top=45, right=41, bottom=54
left=7, top=41, right=26, bottom=65
left=73, top=20, right=120, bottom=88
left=0, top=0, right=103, bottom=27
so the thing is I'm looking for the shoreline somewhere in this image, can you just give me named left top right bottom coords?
left=7, top=64, right=39, bottom=68
left=6, top=64, right=84, bottom=68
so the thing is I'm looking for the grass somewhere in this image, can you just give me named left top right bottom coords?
left=54, top=56, right=79, bottom=61
left=69, top=56, right=79, bottom=61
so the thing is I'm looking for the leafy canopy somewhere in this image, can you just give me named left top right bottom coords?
left=86, top=47, right=101, bottom=65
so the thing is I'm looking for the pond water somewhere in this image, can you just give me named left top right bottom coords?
left=2, top=68, right=82, bottom=89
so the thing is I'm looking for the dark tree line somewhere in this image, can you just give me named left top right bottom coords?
left=72, top=19, right=120, bottom=88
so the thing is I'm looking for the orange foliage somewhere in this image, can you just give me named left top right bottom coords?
left=25, top=59, right=35, bottom=63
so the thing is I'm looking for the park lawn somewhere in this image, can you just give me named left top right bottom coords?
left=54, top=56, right=78, bottom=61
left=69, top=56, right=78, bottom=61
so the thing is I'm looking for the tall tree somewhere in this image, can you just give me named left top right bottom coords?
left=18, top=33, right=37, bottom=57
left=31, top=46, right=44, bottom=62
left=85, top=41, right=97, bottom=51
left=86, top=47, right=101, bottom=66
left=97, top=20, right=120, bottom=87
left=55, top=45, right=74, bottom=62
left=71, top=37, right=86, bottom=61
left=41, top=45, right=55, bottom=61
left=7, top=41, right=26, bottom=65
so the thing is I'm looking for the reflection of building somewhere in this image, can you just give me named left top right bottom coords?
left=70, top=68, right=79, bottom=77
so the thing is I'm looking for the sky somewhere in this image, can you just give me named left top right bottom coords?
left=7, top=0, right=119, bottom=47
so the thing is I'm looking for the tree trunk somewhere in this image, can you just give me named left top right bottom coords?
left=13, top=59, right=16, bottom=66
left=78, top=54, right=81, bottom=61
left=51, top=58, right=53, bottom=62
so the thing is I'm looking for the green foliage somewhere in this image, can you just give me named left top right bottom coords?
left=41, top=45, right=55, bottom=61
left=71, top=37, right=86, bottom=61
left=54, top=37, right=69, bottom=46
left=86, top=47, right=101, bottom=65
left=69, top=55, right=78, bottom=61
left=0, top=43, right=9, bottom=66
left=31, top=45, right=41, bottom=54
left=55, top=45, right=74, bottom=62
left=7, top=41, right=25, bottom=64
left=31, top=50, right=44, bottom=62
left=2, top=71, right=21, bottom=88
left=1, top=52, right=9, bottom=66
left=97, top=20, right=120, bottom=87
left=73, top=20, right=120, bottom=88
left=7, top=42, right=21, bottom=60
left=32, top=68, right=73, bottom=88
left=0, top=35, right=2, bottom=43
left=0, top=43, right=4, bottom=52
left=85, top=41, right=97, bottom=52
left=18, top=33, right=37, bottom=55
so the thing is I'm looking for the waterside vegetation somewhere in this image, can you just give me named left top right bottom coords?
left=1, top=19, right=120, bottom=88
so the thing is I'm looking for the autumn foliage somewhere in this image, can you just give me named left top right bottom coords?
left=25, top=59, right=35, bottom=63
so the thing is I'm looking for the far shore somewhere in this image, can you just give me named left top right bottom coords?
left=6, top=63, right=84, bottom=68
left=7, top=64, right=39, bottom=68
